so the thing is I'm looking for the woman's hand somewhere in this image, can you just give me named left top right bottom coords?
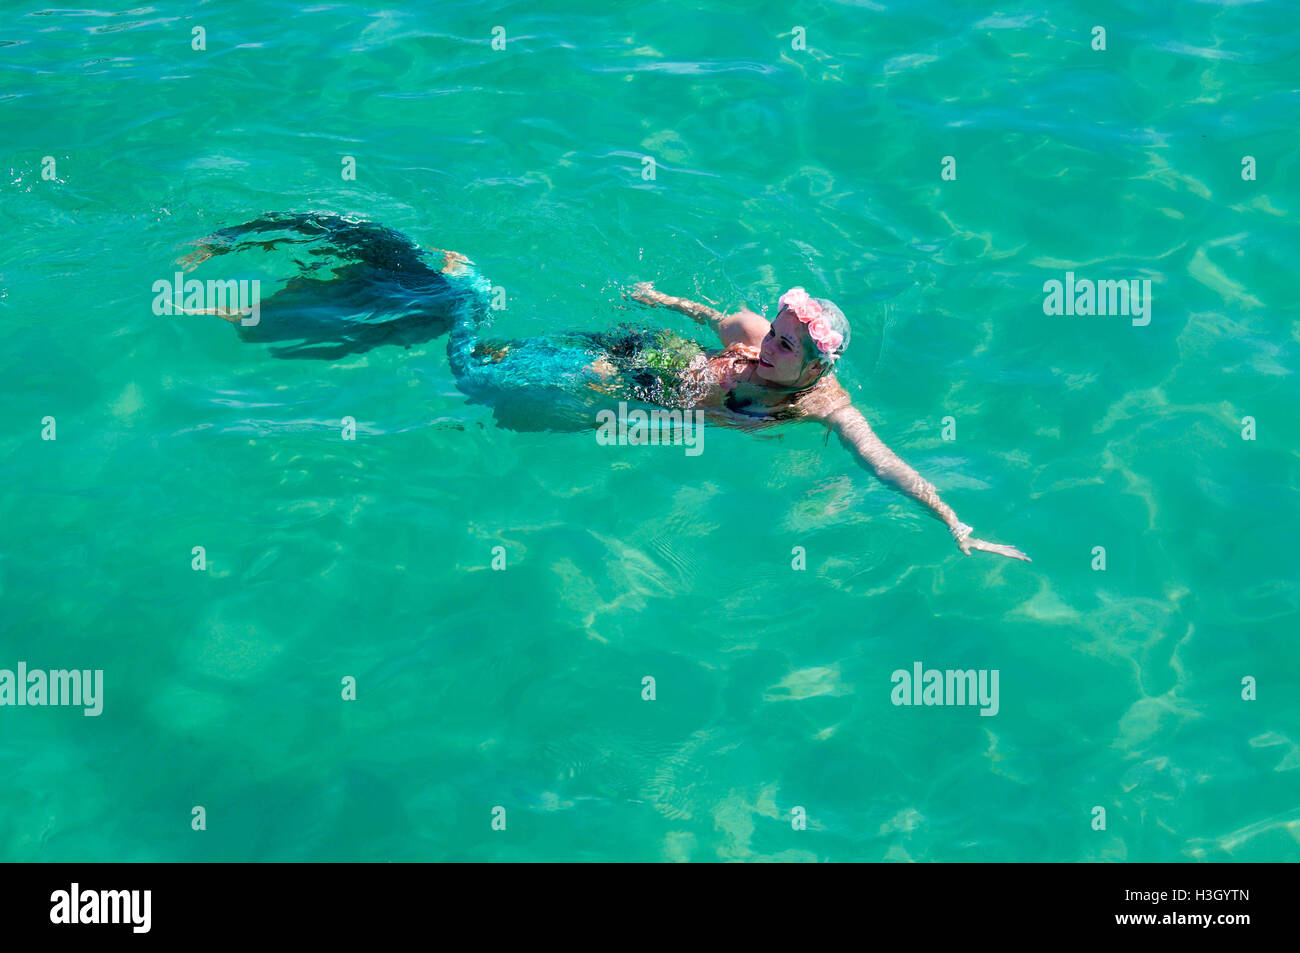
left=625, top=281, right=666, bottom=306
left=950, top=522, right=1031, bottom=562
left=624, top=282, right=725, bottom=327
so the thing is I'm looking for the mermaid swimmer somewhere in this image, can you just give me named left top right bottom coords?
left=178, top=212, right=1029, bottom=561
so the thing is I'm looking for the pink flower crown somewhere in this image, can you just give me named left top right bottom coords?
left=778, top=287, right=844, bottom=359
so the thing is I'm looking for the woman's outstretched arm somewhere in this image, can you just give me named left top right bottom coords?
left=624, top=281, right=768, bottom=346
left=820, top=401, right=1030, bottom=561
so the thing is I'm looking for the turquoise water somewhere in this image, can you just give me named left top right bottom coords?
left=2, top=1, right=1298, bottom=862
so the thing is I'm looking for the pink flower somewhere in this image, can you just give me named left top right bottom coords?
left=778, top=287, right=821, bottom=323
left=779, top=286, right=841, bottom=357
left=813, top=327, right=843, bottom=354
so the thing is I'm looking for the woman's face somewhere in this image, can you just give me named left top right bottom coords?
left=756, top=307, right=819, bottom=385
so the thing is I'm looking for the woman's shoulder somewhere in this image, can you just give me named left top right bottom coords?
left=717, top=310, right=770, bottom=348
left=791, top=373, right=853, bottom=419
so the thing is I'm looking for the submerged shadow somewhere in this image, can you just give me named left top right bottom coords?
left=182, top=212, right=464, bottom=360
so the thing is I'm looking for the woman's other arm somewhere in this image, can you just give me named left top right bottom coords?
left=625, top=282, right=768, bottom=347
left=820, top=401, right=1030, bottom=561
